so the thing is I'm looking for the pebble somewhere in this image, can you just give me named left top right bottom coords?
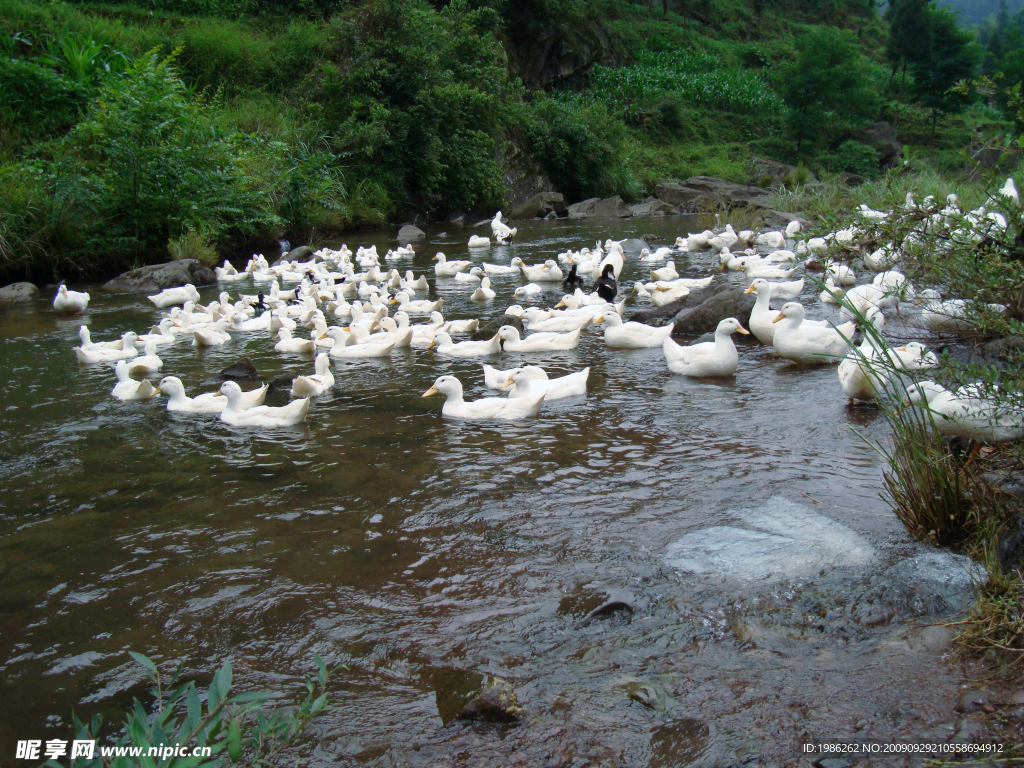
left=955, top=689, right=995, bottom=714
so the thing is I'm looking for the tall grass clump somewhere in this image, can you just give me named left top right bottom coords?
left=168, top=228, right=217, bottom=266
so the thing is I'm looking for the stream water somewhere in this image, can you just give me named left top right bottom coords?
left=0, top=217, right=982, bottom=766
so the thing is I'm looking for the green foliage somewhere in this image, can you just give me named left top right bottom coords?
left=783, top=26, right=880, bottom=152
left=43, top=651, right=333, bottom=768
left=586, top=50, right=783, bottom=122
left=53, top=50, right=276, bottom=262
left=315, top=0, right=507, bottom=216
left=168, top=228, right=217, bottom=266
left=815, top=140, right=880, bottom=179
left=520, top=94, right=640, bottom=201
left=910, top=4, right=981, bottom=127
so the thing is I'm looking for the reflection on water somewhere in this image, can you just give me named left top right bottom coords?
left=0, top=216, right=926, bottom=764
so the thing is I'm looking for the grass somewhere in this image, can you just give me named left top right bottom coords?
left=168, top=228, right=217, bottom=267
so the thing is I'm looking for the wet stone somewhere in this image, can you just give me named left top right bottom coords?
left=623, top=680, right=667, bottom=712
left=424, top=667, right=523, bottom=724
left=955, top=689, right=996, bottom=714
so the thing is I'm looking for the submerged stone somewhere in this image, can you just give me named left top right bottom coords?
left=664, top=497, right=875, bottom=581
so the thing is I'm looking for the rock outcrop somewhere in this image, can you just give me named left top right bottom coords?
left=102, top=259, right=215, bottom=293
left=505, top=17, right=620, bottom=90
left=750, top=158, right=818, bottom=189
left=629, top=198, right=679, bottom=217
left=510, top=192, right=566, bottom=220
left=655, top=176, right=773, bottom=211
left=397, top=224, right=426, bottom=240
left=567, top=195, right=631, bottom=219
left=0, top=282, right=39, bottom=302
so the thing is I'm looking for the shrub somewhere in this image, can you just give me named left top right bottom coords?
left=520, top=94, right=639, bottom=201
left=168, top=228, right=217, bottom=266
left=815, top=140, right=879, bottom=179
left=53, top=50, right=277, bottom=264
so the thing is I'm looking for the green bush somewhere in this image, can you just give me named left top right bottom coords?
left=52, top=50, right=277, bottom=263
left=816, top=140, right=879, bottom=179
left=520, top=94, right=639, bottom=201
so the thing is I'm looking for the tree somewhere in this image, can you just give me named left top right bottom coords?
left=782, top=27, right=880, bottom=153
left=911, top=4, right=982, bottom=139
left=885, top=0, right=932, bottom=107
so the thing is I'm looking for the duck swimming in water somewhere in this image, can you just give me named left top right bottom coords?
left=562, top=263, right=587, bottom=291
left=594, top=263, right=617, bottom=302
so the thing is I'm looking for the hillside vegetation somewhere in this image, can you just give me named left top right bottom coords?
left=0, top=0, right=1014, bottom=280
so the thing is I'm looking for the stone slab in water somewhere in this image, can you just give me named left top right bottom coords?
left=0, top=282, right=39, bottom=302
left=397, top=224, right=426, bottom=240
left=664, top=497, right=875, bottom=581
left=102, top=259, right=214, bottom=293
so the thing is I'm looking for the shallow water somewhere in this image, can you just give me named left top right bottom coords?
left=0, top=218, right=969, bottom=765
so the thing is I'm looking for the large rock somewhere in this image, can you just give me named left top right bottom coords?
left=670, top=286, right=757, bottom=336
left=397, top=224, right=426, bottom=240
left=284, top=245, right=313, bottom=261
left=630, top=280, right=725, bottom=325
left=505, top=17, right=620, bottom=90
left=629, top=198, right=680, bottom=217
left=567, top=198, right=601, bottom=219
left=750, top=158, right=818, bottom=188
left=102, top=259, right=214, bottom=294
left=846, top=121, right=904, bottom=172
left=0, top=282, right=39, bottom=302
left=472, top=314, right=524, bottom=340
left=591, top=196, right=632, bottom=218
left=424, top=667, right=523, bottom=724
left=655, top=176, right=772, bottom=212
left=510, top=192, right=566, bottom=220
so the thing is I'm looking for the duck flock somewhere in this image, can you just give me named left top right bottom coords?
left=51, top=194, right=1024, bottom=443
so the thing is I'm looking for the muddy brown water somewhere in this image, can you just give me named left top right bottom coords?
left=0, top=218, right=978, bottom=767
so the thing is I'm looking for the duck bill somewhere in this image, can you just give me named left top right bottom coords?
left=594, top=315, right=604, bottom=322
left=422, top=385, right=439, bottom=397
left=554, top=299, right=566, bottom=308
left=735, top=324, right=751, bottom=335
left=742, top=285, right=756, bottom=294
left=427, top=340, right=436, bottom=349
left=772, top=312, right=786, bottom=324
left=502, top=376, right=515, bottom=388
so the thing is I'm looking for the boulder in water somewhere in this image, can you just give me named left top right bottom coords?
left=0, top=282, right=39, bottom=302
left=102, top=259, right=215, bottom=293
left=397, top=224, right=426, bottom=240
left=472, top=314, right=523, bottom=340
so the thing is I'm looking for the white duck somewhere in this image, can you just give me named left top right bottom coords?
left=469, top=235, right=490, bottom=248
left=904, top=381, right=1024, bottom=444
left=599, top=314, right=673, bottom=349
left=78, top=325, right=124, bottom=351
left=524, top=310, right=593, bottom=332
left=514, top=283, right=544, bottom=298
left=192, top=320, right=231, bottom=348
left=404, top=272, right=429, bottom=292
left=430, top=331, right=501, bottom=357
left=110, top=360, right=157, bottom=401
left=663, top=317, right=748, bottom=377
left=53, top=285, right=90, bottom=314
left=159, top=376, right=267, bottom=413
left=490, top=212, right=518, bottom=242
left=819, top=277, right=846, bottom=306
left=219, top=381, right=309, bottom=428
left=520, top=260, right=563, bottom=282
left=392, top=291, right=443, bottom=314
left=75, top=332, right=139, bottom=363
left=422, top=375, right=542, bottom=420
left=275, top=326, right=316, bottom=354
left=483, top=261, right=520, bottom=275
left=137, top=318, right=178, bottom=347
left=743, top=261, right=796, bottom=280
left=433, top=252, right=472, bottom=277
left=482, top=363, right=520, bottom=390
left=471, top=277, right=496, bottom=302
left=651, top=282, right=690, bottom=307
left=650, top=261, right=679, bottom=282
left=502, top=366, right=590, bottom=400
left=127, top=341, right=163, bottom=377
left=826, top=262, right=856, bottom=286
left=771, top=302, right=854, bottom=365
left=454, top=267, right=485, bottom=283
left=915, top=290, right=1004, bottom=332
left=326, top=327, right=395, bottom=358
left=498, top=326, right=580, bottom=352
left=291, top=353, right=335, bottom=398
left=148, top=284, right=201, bottom=309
